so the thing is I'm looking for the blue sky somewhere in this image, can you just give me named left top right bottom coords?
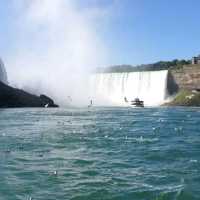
left=0, top=0, right=200, bottom=66
left=99, top=0, right=200, bottom=65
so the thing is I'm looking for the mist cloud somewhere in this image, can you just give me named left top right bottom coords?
left=7, top=0, right=113, bottom=106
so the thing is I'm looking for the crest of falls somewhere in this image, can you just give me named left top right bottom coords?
left=0, top=58, right=8, bottom=84
left=90, top=70, right=168, bottom=106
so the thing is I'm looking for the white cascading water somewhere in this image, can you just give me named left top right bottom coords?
left=90, top=70, right=168, bottom=106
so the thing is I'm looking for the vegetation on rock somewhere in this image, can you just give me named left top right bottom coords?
left=164, top=90, right=200, bottom=106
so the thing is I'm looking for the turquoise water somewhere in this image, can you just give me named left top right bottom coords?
left=0, top=107, right=200, bottom=200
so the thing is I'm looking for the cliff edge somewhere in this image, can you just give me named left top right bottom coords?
left=165, top=64, right=200, bottom=106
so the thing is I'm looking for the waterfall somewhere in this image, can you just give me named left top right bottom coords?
left=90, top=70, right=168, bottom=106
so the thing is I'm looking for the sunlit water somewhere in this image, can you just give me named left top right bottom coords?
left=0, top=107, right=200, bottom=200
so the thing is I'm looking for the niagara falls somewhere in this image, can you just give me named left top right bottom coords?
left=90, top=70, right=169, bottom=106
left=0, top=1, right=200, bottom=200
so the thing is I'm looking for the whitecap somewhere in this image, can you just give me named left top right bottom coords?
left=190, top=159, right=198, bottom=163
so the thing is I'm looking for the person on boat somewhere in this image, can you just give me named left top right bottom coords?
left=124, top=97, right=129, bottom=103
left=88, top=100, right=93, bottom=108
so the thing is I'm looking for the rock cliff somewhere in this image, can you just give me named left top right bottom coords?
left=0, top=58, right=58, bottom=108
left=0, top=81, right=58, bottom=108
left=166, top=64, right=200, bottom=106
left=0, top=58, right=8, bottom=84
left=169, top=65, right=200, bottom=91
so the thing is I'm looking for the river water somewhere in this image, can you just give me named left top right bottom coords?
left=0, top=107, right=199, bottom=200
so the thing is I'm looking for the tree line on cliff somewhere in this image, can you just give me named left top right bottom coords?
left=97, top=59, right=191, bottom=73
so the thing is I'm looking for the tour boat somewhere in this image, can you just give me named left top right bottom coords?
left=130, top=98, right=144, bottom=107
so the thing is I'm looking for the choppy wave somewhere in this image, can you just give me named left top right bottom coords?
left=0, top=107, right=199, bottom=199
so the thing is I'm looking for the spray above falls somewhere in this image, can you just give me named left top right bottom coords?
left=90, top=70, right=169, bottom=106
left=6, top=0, right=109, bottom=106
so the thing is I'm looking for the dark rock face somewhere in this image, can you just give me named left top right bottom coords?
left=0, top=57, right=58, bottom=108
left=0, top=81, right=58, bottom=108
left=39, top=94, right=58, bottom=107
left=0, top=58, right=8, bottom=84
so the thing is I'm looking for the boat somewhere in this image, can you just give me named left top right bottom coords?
left=130, top=98, right=144, bottom=107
